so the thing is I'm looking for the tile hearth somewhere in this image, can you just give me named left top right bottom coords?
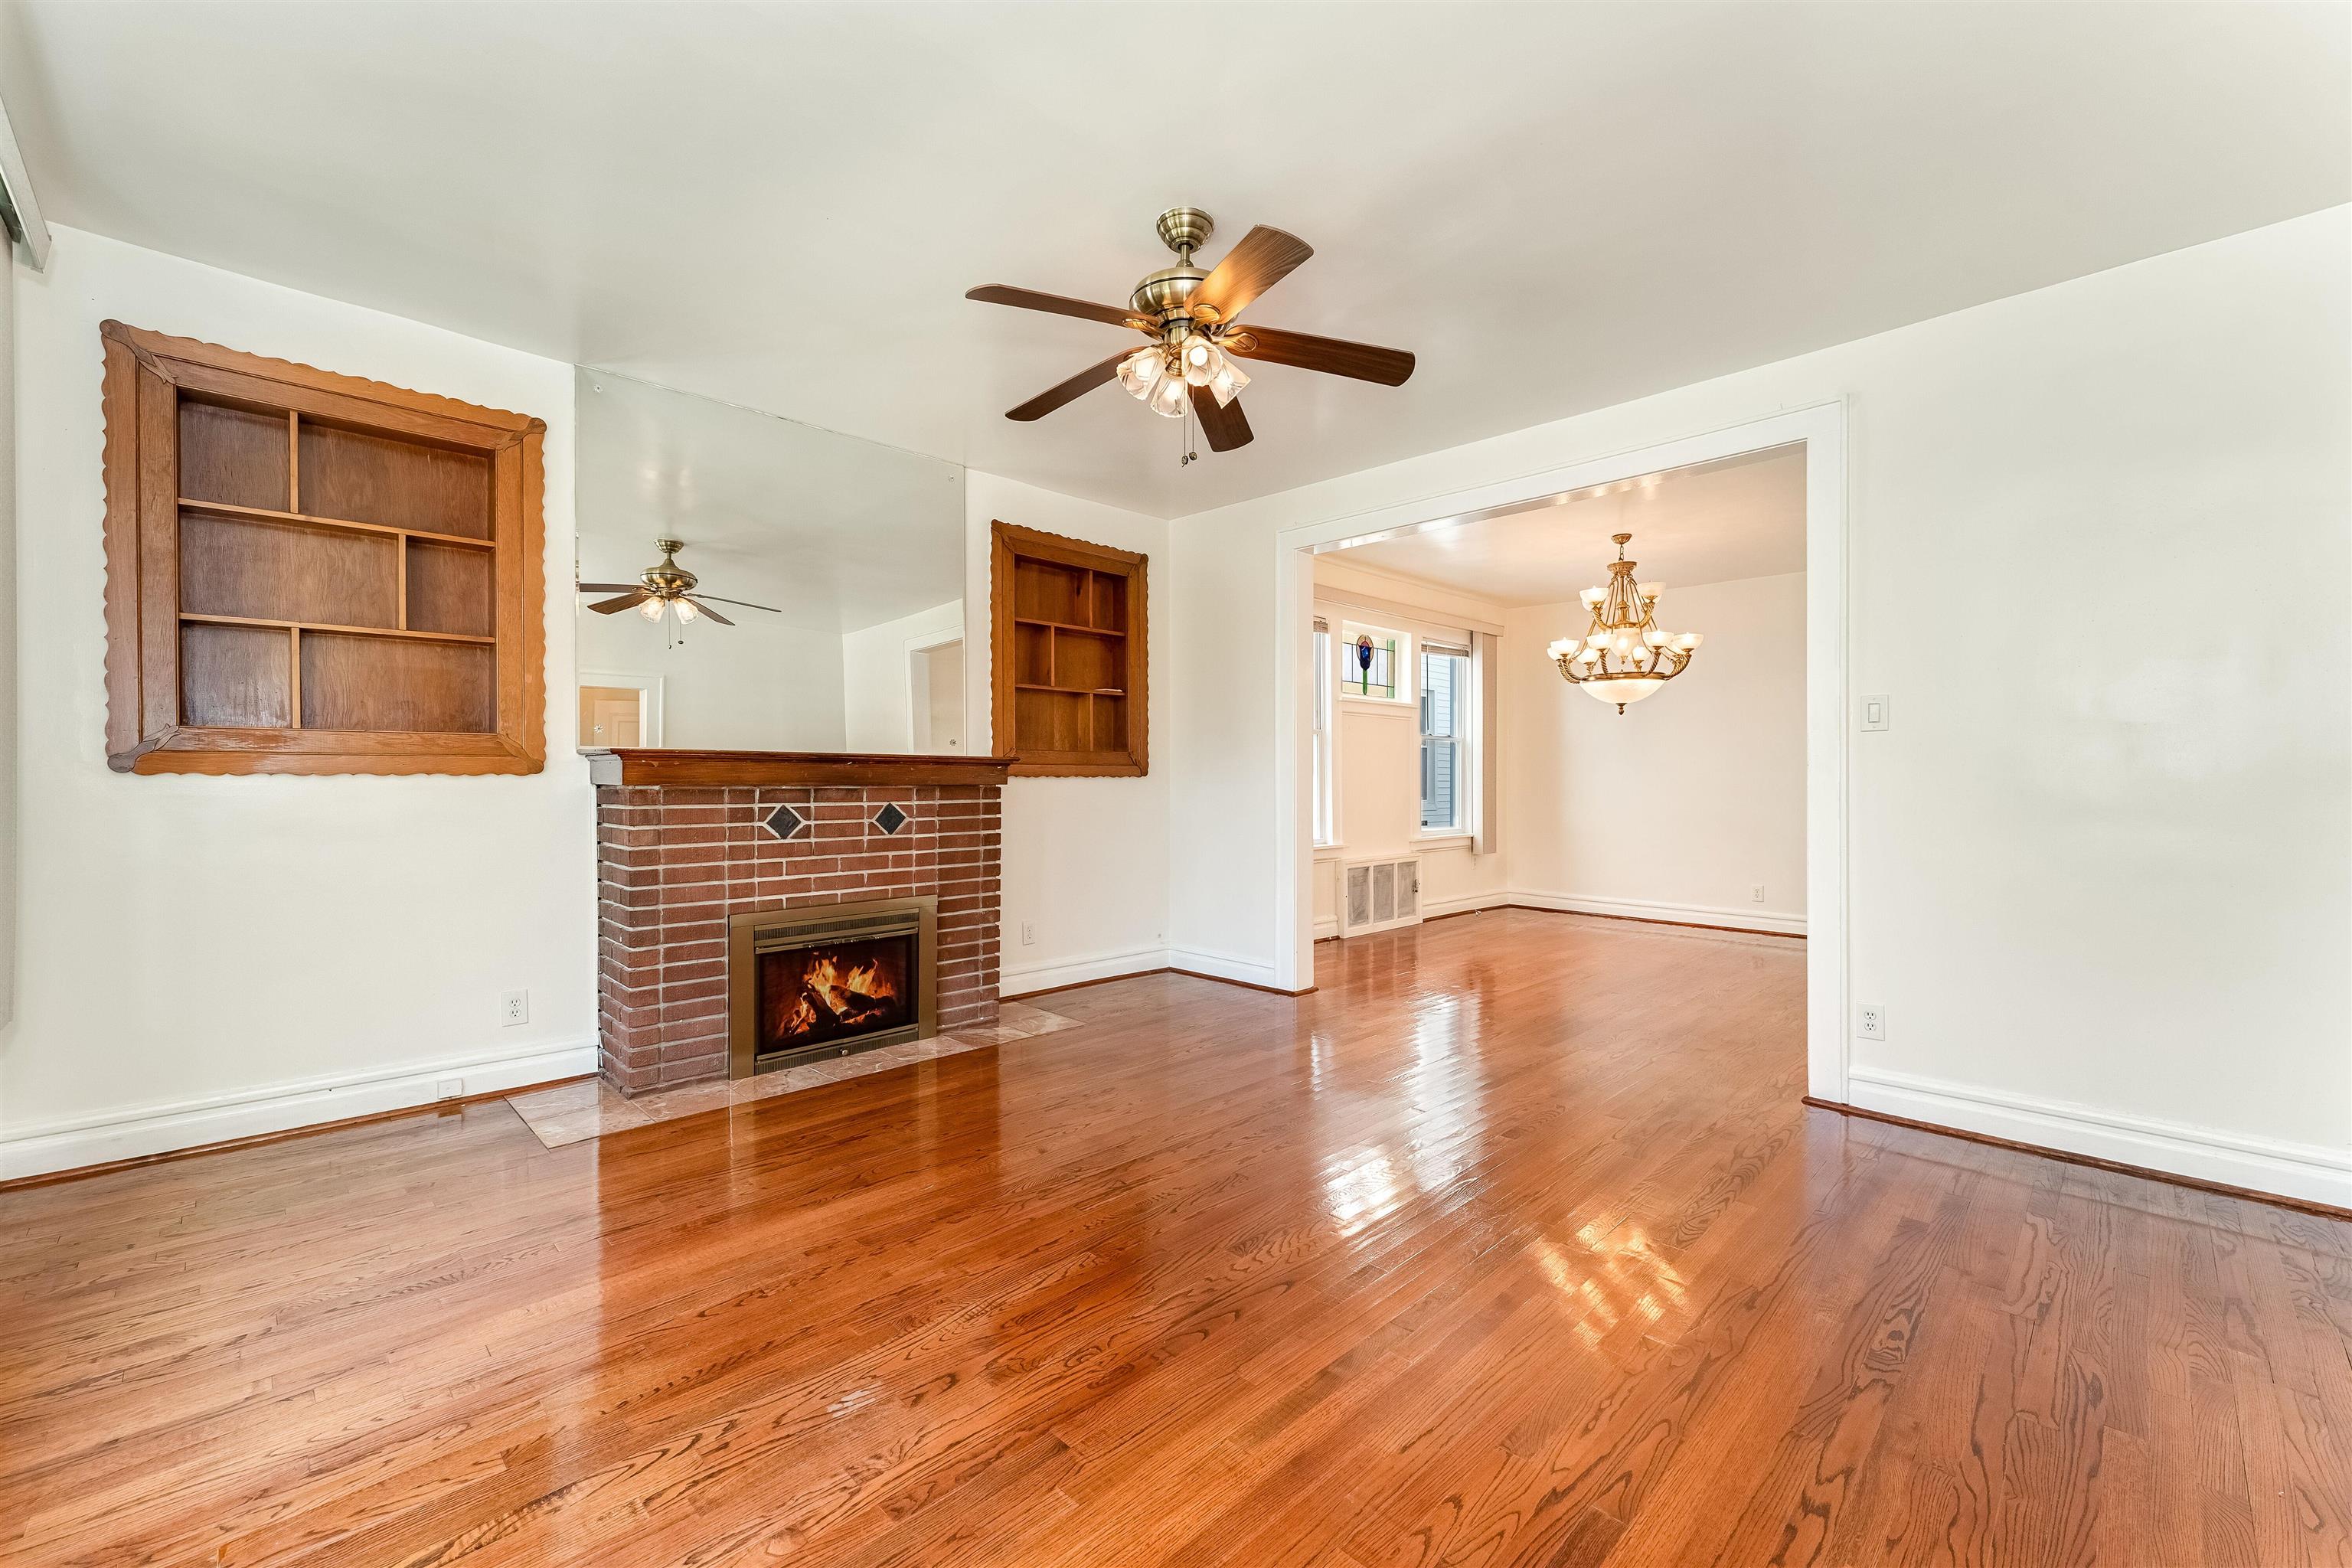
left=506, top=999, right=1080, bottom=1149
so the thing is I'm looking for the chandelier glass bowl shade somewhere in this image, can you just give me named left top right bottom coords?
left=1545, top=533, right=1704, bottom=714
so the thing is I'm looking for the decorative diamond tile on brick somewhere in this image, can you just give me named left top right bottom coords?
left=871, top=802, right=909, bottom=836
left=763, top=803, right=807, bottom=840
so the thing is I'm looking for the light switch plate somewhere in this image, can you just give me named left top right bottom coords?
left=1860, top=695, right=1891, bottom=732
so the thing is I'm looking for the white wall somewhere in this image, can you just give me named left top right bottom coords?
left=1311, top=556, right=1507, bottom=936
left=962, top=472, right=1175, bottom=993
left=0, top=195, right=15, bottom=1040
left=1168, top=207, right=2351, bottom=1204
left=2, top=227, right=596, bottom=1178
left=1504, top=572, right=1805, bottom=934
left=841, top=597, right=962, bottom=753
left=578, top=606, right=846, bottom=750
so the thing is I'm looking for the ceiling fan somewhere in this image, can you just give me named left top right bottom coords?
left=577, top=539, right=779, bottom=629
left=967, top=206, right=1414, bottom=454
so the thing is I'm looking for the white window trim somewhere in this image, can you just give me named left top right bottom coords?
left=1311, top=619, right=1338, bottom=848
left=1416, top=642, right=1472, bottom=837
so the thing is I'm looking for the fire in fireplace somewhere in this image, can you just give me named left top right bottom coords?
left=762, top=939, right=911, bottom=1049
left=729, top=897, right=939, bottom=1076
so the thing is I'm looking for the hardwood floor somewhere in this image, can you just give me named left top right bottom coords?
left=3, top=910, right=2345, bottom=1566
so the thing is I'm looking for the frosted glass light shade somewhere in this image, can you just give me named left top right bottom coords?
left=675, top=597, right=699, bottom=622
left=1585, top=677, right=1665, bottom=704
left=1638, top=581, right=1664, bottom=599
left=1207, top=355, right=1250, bottom=407
left=1673, top=632, right=1704, bottom=651
left=637, top=596, right=664, bottom=621
left=1118, top=348, right=1165, bottom=398
left=1181, top=338, right=1221, bottom=386
left=1579, top=587, right=1606, bottom=608
left=1147, top=372, right=1190, bottom=417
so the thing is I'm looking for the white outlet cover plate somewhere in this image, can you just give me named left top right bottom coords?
left=1856, top=1004, right=1886, bottom=1041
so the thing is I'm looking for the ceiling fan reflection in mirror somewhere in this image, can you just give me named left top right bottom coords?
left=967, top=206, right=1415, bottom=459
left=577, top=538, right=779, bottom=639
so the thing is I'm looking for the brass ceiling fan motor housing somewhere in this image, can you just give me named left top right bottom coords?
left=1132, top=207, right=1214, bottom=318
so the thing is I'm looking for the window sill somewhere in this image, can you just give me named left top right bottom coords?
left=1337, top=695, right=1415, bottom=713
left=1414, top=831, right=1474, bottom=848
left=1312, top=841, right=1347, bottom=860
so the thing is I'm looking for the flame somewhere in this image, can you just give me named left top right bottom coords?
left=776, top=947, right=900, bottom=1040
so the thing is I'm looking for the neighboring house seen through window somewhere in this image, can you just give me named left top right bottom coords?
left=1419, top=645, right=1468, bottom=833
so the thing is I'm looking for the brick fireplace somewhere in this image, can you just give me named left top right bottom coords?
left=588, top=750, right=1008, bottom=1096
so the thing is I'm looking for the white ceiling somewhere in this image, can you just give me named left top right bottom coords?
left=7, top=3, right=2346, bottom=520
left=1334, top=446, right=1808, bottom=606
left=574, top=370, right=963, bottom=635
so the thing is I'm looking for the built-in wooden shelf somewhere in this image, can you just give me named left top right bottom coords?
left=990, top=521, right=1148, bottom=778
left=180, top=612, right=496, bottom=647
left=101, top=322, right=545, bottom=775
left=178, top=497, right=499, bottom=553
left=583, top=749, right=1014, bottom=789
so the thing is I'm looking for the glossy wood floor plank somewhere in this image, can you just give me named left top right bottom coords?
left=2, top=910, right=2345, bottom=1566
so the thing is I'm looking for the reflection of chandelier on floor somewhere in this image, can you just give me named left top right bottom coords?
left=1547, top=533, right=1704, bottom=714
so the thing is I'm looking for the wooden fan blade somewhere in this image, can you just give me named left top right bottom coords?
left=588, top=593, right=648, bottom=614
left=696, top=594, right=782, bottom=614
left=681, top=596, right=733, bottom=626
left=1006, top=352, right=1129, bottom=422
left=1224, top=324, right=1415, bottom=386
left=966, top=286, right=1141, bottom=329
left=576, top=582, right=645, bottom=593
left=1191, top=384, right=1253, bottom=452
left=1193, top=227, right=1313, bottom=320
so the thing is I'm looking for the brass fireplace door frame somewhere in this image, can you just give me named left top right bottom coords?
left=727, top=895, right=940, bottom=1079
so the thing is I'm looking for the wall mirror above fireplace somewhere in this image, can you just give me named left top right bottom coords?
left=573, top=368, right=967, bottom=754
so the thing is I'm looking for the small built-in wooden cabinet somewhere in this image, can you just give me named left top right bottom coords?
left=98, top=322, right=546, bottom=775
left=989, top=521, right=1147, bottom=777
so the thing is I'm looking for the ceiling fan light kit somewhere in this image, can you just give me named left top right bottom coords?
left=968, top=205, right=1413, bottom=456
left=577, top=537, right=780, bottom=640
left=1546, top=534, right=1705, bottom=714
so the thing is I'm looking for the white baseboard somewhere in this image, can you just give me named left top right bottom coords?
left=1000, top=943, right=1168, bottom=998
left=0, top=1040, right=597, bottom=1181
left=1422, top=890, right=1507, bottom=920
left=1165, top=943, right=1286, bottom=991
left=1001, top=941, right=1293, bottom=997
left=1844, top=1065, right=2352, bottom=1211
left=1312, top=917, right=1340, bottom=941
left=1506, top=889, right=1807, bottom=936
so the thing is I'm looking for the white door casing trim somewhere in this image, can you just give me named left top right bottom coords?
left=1270, top=402, right=1850, bottom=1099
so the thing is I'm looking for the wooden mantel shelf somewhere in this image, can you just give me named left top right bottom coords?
left=582, top=749, right=1014, bottom=789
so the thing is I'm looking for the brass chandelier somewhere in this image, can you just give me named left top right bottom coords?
left=1546, top=533, right=1704, bottom=713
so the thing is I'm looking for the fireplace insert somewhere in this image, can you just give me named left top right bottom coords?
left=729, top=897, right=939, bottom=1076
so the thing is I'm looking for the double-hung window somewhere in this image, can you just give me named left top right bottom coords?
left=1419, top=642, right=1470, bottom=834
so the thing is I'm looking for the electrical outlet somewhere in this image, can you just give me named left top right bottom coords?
left=1860, top=694, right=1891, bottom=732
left=500, top=989, right=529, bottom=1027
left=1021, top=922, right=1036, bottom=946
left=1750, top=884, right=1766, bottom=903
left=1856, top=1003, right=1886, bottom=1042
left=436, top=1077, right=465, bottom=1100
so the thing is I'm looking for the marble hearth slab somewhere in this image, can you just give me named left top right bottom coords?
left=508, top=1001, right=1078, bottom=1150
